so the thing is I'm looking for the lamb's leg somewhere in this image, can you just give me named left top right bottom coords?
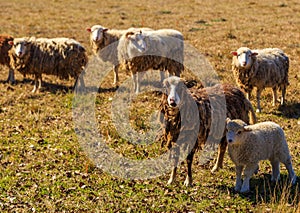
left=272, top=87, right=278, bottom=106
left=283, top=158, right=296, bottom=185
left=235, top=165, right=243, bottom=192
left=167, top=147, right=179, bottom=185
left=167, top=166, right=177, bottom=185
left=256, top=88, right=262, bottom=113
left=184, top=150, right=195, bottom=187
left=113, top=65, right=119, bottom=85
left=270, top=159, right=280, bottom=182
left=211, top=137, right=227, bottom=173
left=240, top=164, right=257, bottom=193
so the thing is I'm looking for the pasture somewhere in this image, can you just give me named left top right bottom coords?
left=0, top=0, right=300, bottom=212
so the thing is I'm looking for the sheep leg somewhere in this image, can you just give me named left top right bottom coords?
left=211, top=137, right=227, bottom=173
left=272, top=87, right=277, bottom=106
left=256, top=89, right=262, bottom=113
left=270, top=159, right=280, bottom=182
left=167, top=167, right=177, bottom=185
left=235, top=165, right=243, bottom=192
left=113, top=65, right=119, bottom=85
left=240, top=164, right=257, bottom=193
left=283, top=158, right=296, bottom=185
left=7, top=68, right=16, bottom=85
left=184, top=150, right=195, bottom=187
left=32, top=74, right=40, bottom=93
left=281, top=85, right=286, bottom=105
left=167, top=147, right=179, bottom=185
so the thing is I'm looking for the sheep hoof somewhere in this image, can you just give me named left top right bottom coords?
left=256, top=109, right=261, bottom=113
left=240, top=188, right=250, bottom=193
left=211, top=166, right=219, bottom=173
left=183, top=177, right=193, bottom=187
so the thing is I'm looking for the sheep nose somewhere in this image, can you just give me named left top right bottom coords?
left=228, top=139, right=232, bottom=143
left=242, top=62, right=247, bottom=66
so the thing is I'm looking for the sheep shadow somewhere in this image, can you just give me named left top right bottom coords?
left=220, top=173, right=300, bottom=205
left=277, top=102, right=300, bottom=119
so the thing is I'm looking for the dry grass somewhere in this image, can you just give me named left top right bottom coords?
left=0, top=0, right=300, bottom=212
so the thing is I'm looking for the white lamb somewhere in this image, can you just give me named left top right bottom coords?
left=231, top=47, right=289, bottom=113
left=226, top=118, right=296, bottom=193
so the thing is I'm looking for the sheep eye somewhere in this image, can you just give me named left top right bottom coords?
left=237, top=130, right=241, bottom=135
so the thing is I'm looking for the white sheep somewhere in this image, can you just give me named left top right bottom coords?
left=226, top=118, right=296, bottom=193
left=159, top=76, right=256, bottom=186
left=86, top=25, right=152, bottom=85
left=118, top=29, right=184, bottom=93
left=0, top=34, right=15, bottom=84
left=9, top=37, right=88, bottom=92
left=231, top=47, right=289, bottom=113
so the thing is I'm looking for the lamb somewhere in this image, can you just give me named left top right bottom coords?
left=86, top=25, right=152, bottom=85
left=159, top=76, right=256, bottom=186
left=0, top=34, right=15, bottom=84
left=226, top=118, right=296, bottom=193
left=118, top=29, right=184, bottom=93
left=231, top=47, right=289, bottom=113
left=9, top=37, right=88, bottom=92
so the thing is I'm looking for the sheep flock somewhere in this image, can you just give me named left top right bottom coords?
left=0, top=22, right=297, bottom=194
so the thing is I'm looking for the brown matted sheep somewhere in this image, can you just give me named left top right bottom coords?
left=9, top=37, right=88, bottom=92
left=0, top=34, right=15, bottom=84
left=159, top=76, right=256, bottom=186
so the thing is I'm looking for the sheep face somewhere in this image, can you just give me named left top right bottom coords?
left=10, top=39, right=28, bottom=58
left=232, top=47, right=257, bottom=69
left=88, top=25, right=108, bottom=42
left=226, top=118, right=249, bottom=144
left=163, top=76, right=183, bottom=107
left=125, top=31, right=147, bottom=56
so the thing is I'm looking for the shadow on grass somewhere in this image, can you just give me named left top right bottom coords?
left=276, top=102, right=300, bottom=119
left=223, top=173, right=299, bottom=206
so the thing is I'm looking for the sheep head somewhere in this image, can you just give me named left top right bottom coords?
left=87, top=25, right=108, bottom=42
left=231, top=47, right=258, bottom=69
left=163, top=76, right=186, bottom=107
left=125, top=30, right=147, bottom=55
left=226, top=118, right=251, bottom=144
left=9, top=38, right=30, bottom=58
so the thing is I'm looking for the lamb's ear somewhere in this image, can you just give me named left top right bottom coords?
left=226, top=117, right=231, bottom=124
left=243, top=126, right=252, bottom=131
left=86, top=28, right=91, bottom=32
left=8, top=40, right=14, bottom=46
left=231, top=51, right=238, bottom=56
left=125, top=31, right=134, bottom=39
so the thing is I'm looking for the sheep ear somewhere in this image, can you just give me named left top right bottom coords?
left=103, top=28, right=108, bottom=33
left=243, top=126, right=252, bottom=131
left=125, top=31, right=134, bottom=39
left=231, top=51, right=238, bottom=56
left=226, top=117, right=231, bottom=123
left=8, top=40, right=14, bottom=46
left=251, top=52, right=258, bottom=57
left=86, top=28, right=91, bottom=32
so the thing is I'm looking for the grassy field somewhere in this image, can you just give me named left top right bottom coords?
left=0, top=0, right=300, bottom=212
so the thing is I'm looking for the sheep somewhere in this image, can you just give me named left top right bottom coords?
left=226, top=118, right=296, bottom=193
left=0, top=34, right=15, bottom=84
left=86, top=25, right=152, bottom=85
left=9, top=37, right=88, bottom=92
left=118, top=29, right=184, bottom=93
left=231, top=47, right=289, bottom=113
left=159, top=76, right=256, bottom=186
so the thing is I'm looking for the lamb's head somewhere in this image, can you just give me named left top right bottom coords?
left=87, top=25, right=108, bottom=42
left=163, top=76, right=186, bottom=107
left=9, top=38, right=29, bottom=58
left=226, top=118, right=251, bottom=144
left=125, top=30, right=147, bottom=56
left=231, top=47, right=258, bottom=69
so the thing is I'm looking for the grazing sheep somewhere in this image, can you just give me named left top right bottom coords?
left=118, top=29, right=184, bottom=93
left=0, top=34, right=15, bottom=83
left=87, top=25, right=152, bottom=85
left=231, top=47, right=289, bottom=113
left=160, top=76, right=256, bottom=186
left=9, top=37, right=88, bottom=92
left=226, top=118, right=296, bottom=193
